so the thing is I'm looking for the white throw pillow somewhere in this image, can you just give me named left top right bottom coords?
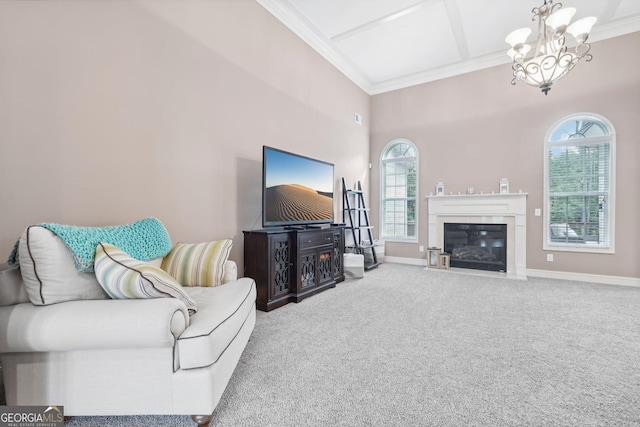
left=94, top=242, right=197, bottom=314
left=18, top=226, right=108, bottom=305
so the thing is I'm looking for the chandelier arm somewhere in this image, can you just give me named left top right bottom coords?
left=532, top=7, right=540, bottom=21
left=522, top=62, right=544, bottom=86
left=575, top=42, right=592, bottom=59
left=550, top=2, right=563, bottom=15
left=555, top=52, right=578, bottom=80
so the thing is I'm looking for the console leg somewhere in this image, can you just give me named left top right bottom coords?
left=191, top=414, right=213, bottom=426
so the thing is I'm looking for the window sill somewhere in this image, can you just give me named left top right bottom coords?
left=543, top=242, right=615, bottom=254
left=382, top=237, right=418, bottom=244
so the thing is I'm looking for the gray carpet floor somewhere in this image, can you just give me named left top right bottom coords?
left=66, top=263, right=640, bottom=426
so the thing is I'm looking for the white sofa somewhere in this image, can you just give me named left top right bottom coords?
left=0, top=224, right=256, bottom=426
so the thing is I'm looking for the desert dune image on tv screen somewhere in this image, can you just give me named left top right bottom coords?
left=264, top=148, right=333, bottom=223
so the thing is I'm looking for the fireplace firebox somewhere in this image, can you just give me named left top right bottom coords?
left=444, top=223, right=507, bottom=272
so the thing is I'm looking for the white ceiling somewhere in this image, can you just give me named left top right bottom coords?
left=257, top=0, right=640, bottom=94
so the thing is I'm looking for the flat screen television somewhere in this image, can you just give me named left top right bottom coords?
left=262, top=145, right=334, bottom=228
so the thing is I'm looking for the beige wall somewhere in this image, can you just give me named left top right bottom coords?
left=370, top=32, right=640, bottom=279
left=1, top=1, right=636, bottom=280
left=0, top=0, right=370, bottom=271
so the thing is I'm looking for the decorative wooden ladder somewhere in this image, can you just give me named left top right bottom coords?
left=342, top=178, right=380, bottom=270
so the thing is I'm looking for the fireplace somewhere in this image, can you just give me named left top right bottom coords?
left=444, top=223, right=507, bottom=272
left=427, top=193, right=527, bottom=279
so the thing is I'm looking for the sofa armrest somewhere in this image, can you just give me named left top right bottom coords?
left=0, top=298, right=189, bottom=353
left=222, top=260, right=237, bottom=284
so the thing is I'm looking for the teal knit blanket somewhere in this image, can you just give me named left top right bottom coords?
left=8, top=217, right=172, bottom=273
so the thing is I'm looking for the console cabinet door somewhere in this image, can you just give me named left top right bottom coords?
left=297, top=246, right=332, bottom=289
left=317, top=246, right=333, bottom=285
left=331, top=228, right=345, bottom=281
left=269, top=233, right=292, bottom=300
left=243, top=230, right=293, bottom=311
left=298, top=248, right=317, bottom=289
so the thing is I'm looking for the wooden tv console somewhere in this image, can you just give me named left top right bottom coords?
left=243, top=226, right=345, bottom=311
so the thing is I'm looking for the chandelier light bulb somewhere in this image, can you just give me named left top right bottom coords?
left=545, top=7, right=576, bottom=35
left=505, top=28, right=531, bottom=48
left=567, top=17, right=597, bottom=42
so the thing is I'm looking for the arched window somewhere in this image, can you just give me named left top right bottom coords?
left=380, top=139, right=418, bottom=241
left=544, top=113, right=615, bottom=253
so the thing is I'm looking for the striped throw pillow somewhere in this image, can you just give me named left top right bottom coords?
left=94, top=242, right=197, bottom=314
left=161, top=240, right=232, bottom=287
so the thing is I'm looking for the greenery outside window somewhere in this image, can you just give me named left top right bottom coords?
left=544, top=114, right=615, bottom=253
left=381, top=139, right=418, bottom=241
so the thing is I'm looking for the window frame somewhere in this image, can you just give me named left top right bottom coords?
left=379, top=139, right=419, bottom=243
left=543, top=113, right=616, bottom=254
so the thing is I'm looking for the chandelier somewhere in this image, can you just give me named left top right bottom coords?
left=505, top=0, right=597, bottom=95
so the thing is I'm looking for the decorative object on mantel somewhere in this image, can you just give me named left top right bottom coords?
left=436, top=180, right=444, bottom=196
left=500, top=178, right=510, bottom=194
left=505, top=0, right=597, bottom=95
left=467, top=187, right=475, bottom=195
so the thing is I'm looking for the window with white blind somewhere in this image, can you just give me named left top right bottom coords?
left=544, top=114, right=615, bottom=253
left=380, top=139, right=418, bottom=241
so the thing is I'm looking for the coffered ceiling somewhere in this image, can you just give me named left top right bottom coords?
left=257, top=0, right=640, bottom=94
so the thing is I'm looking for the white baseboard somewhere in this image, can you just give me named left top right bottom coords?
left=383, top=256, right=427, bottom=266
left=385, top=257, right=640, bottom=287
left=526, top=269, right=640, bottom=287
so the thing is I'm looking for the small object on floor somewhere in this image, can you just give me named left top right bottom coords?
left=343, top=253, right=364, bottom=278
left=438, top=253, right=451, bottom=269
left=427, top=247, right=441, bottom=268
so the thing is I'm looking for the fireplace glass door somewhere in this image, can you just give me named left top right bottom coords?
left=443, top=223, right=507, bottom=272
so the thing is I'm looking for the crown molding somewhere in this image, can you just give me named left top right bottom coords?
left=588, top=15, right=640, bottom=43
left=368, top=52, right=510, bottom=95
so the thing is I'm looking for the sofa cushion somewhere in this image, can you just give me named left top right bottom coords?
left=94, top=243, right=198, bottom=314
left=0, top=263, right=29, bottom=306
left=161, top=240, right=232, bottom=287
left=177, top=277, right=256, bottom=370
left=18, top=226, right=109, bottom=305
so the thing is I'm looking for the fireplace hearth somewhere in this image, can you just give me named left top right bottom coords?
left=444, top=223, right=507, bottom=272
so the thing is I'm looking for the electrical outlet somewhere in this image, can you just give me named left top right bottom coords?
left=535, top=208, right=541, bottom=216
left=547, top=254, right=554, bottom=262
left=419, top=245, right=425, bottom=252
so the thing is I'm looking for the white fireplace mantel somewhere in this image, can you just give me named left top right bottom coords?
left=427, top=193, right=527, bottom=279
